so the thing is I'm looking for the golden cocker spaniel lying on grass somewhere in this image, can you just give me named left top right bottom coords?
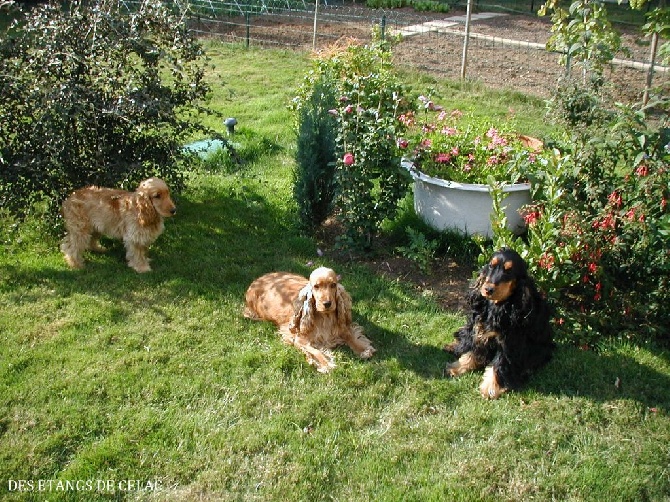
left=244, top=267, right=376, bottom=372
left=60, top=177, right=176, bottom=273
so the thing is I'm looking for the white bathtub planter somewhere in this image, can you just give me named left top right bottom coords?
left=404, top=161, right=531, bottom=238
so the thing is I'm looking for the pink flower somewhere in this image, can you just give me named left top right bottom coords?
left=344, top=105, right=354, bottom=114
left=608, top=190, right=622, bottom=208
left=397, top=138, right=409, bottom=149
left=398, top=112, right=415, bottom=127
left=593, top=214, right=615, bottom=230
left=524, top=210, right=540, bottom=226
left=435, top=153, right=451, bottom=163
left=635, top=164, right=649, bottom=176
left=343, top=152, right=354, bottom=165
left=328, top=109, right=338, bottom=117
left=538, top=252, right=554, bottom=270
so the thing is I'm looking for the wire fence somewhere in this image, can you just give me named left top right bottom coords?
left=185, top=0, right=669, bottom=102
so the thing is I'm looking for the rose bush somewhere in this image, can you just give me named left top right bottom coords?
left=293, top=34, right=417, bottom=249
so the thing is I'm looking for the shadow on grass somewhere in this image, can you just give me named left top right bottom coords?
left=360, top=319, right=449, bottom=380
left=528, top=344, right=670, bottom=410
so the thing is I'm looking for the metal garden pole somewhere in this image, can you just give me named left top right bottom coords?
left=313, top=0, right=318, bottom=50
left=460, top=0, right=473, bottom=80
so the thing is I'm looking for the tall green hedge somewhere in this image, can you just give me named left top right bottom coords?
left=293, top=77, right=338, bottom=235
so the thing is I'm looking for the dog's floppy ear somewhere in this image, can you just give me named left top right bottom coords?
left=469, top=269, right=487, bottom=303
left=336, top=284, right=353, bottom=327
left=289, top=284, right=315, bottom=334
left=135, top=190, right=160, bottom=227
left=518, top=275, right=536, bottom=310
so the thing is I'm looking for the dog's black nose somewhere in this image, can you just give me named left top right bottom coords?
left=323, top=301, right=332, bottom=309
left=485, top=285, right=495, bottom=295
left=170, top=208, right=177, bottom=215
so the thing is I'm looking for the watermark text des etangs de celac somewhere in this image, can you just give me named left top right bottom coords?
left=8, top=479, right=161, bottom=493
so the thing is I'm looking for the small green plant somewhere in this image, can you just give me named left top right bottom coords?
left=395, top=227, right=438, bottom=273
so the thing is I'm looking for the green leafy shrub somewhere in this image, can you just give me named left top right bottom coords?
left=410, top=0, right=450, bottom=13
left=487, top=83, right=670, bottom=346
left=0, top=0, right=212, bottom=219
left=293, top=76, right=338, bottom=234
left=365, top=0, right=408, bottom=9
left=365, top=0, right=450, bottom=13
left=395, top=227, right=438, bottom=273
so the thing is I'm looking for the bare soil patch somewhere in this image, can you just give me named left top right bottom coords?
left=314, top=218, right=474, bottom=313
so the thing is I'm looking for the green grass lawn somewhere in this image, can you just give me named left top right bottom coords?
left=1, top=43, right=669, bottom=501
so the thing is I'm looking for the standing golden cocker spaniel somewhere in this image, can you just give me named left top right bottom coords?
left=244, top=267, right=376, bottom=372
left=60, top=177, right=176, bottom=273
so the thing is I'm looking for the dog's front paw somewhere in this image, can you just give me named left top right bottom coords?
left=316, top=360, right=336, bottom=373
left=445, top=362, right=460, bottom=378
left=89, top=242, right=107, bottom=253
left=479, top=366, right=507, bottom=400
left=359, top=347, right=376, bottom=359
left=63, top=256, right=85, bottom=270
left=131, top=263, right=152, bottom=273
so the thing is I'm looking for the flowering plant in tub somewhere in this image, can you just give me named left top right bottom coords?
left=398, top=98, right=549, bottom=237
left=398, top=98, right=546, bottom=185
